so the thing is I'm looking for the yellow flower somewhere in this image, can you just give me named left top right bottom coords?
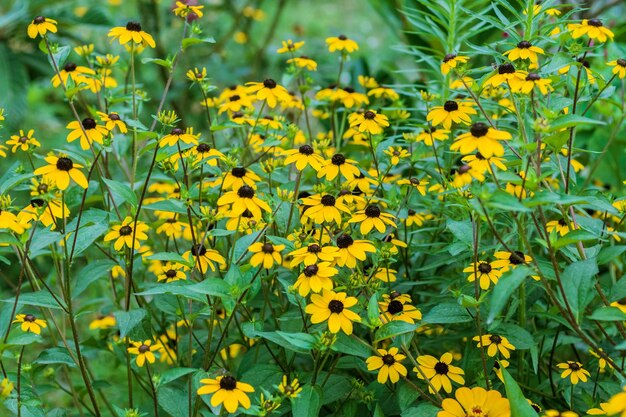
left=18, top=198, right=68, bottom=230
left=246, top=79, right=291, bottom=108
left=108, top=22, right=156, bottom=48
left=383, top=146, right=410, bottom=165
left=379, top=293, right=422, bottom=324
left=349, top=110, right=389, bottom=135
left=450, top=122, right=511, bottom=158
left=197, top=376, right=254, bottom=414
left=301, top=194, right=351, bottom=225
left=156, top=262, right=187, bottom=283
left=186, top=67, right=207, bottom=82
left=173, top=1, right=204, bottom=18
left=218, top=93, right=254, bottom=114
left=233, top=31, right=248, bottom=44
left=277, top=39, right=304, bottom=54
left=441, top=54, right=469, bottom=75
left=451, top=164, right=485, bottom=188
left=222, top=167, right=261, bottom=191
left=405, top=210, right=432, bottom=227
left=608, top=59, right=626, bottom=79
left=366, top=347, right=407, bottom=384
left=66, top=117, right=109, bottom=150
left=464, top=260, right=503, bottom=290
left=334, top=233, right=376, bottom=268
left=159, top=126, right=199, bottom=147
left=288, top=243, right=339, bottom=267
left=484, top=63, right=526, bottom=89
left=27, top=16, right=57, bottom=39
left=7, top=129, right=40, bottom=152
left=97, top=112, right=128, bottom=134
left=318, top=154, right=360, bottom=181
left=546, top=219, right=573, bottom=236
left=103, top=216, right=150, bottom=251
left=74, top=44, right=94, bottom=57
left=514, top=72, right=553, bottom=95
left=557, top=361, right=590, bottom=384
left=128, top=340, right=158, bottom=367
left=34, top=155, right=88, bottom=190
left=604, top=385, right=626, bottom=417
left=358, top=75, right=379, bottom=89
left=0, top=378, right=14, bottom=398
left=542, top=410, right=578, bottom=417
left=414, top=127, right=450, bottom=146
left=294, top=262, right=337, bottom=297
left=503, top=41, right=544, bottom=67
left=373, top=267, right=398, bottom=282
left=568, top=19, right=614, bottom=43
left=278, top=376, right=302, bottom=398
left=491, top=251, right=532, bottom=271
left=96, top=54, right=120, bottom=67
left=349, top=204, right=396, bottom=234
left=187, top=142, right=224, bottom=167
left=397, top=177, right=429, bottom=196
left=13, top=314, right=47, bottom=334
left=326, top=35, right=359, bottom=53
left=427, top=100, right=477, bottom=130
left=368, top=86, right=399, bottom=101
left=217, top=185, right=271, bottom=219
left=183, top=244, right=226, bottom=273
left=334, top=87, right=369, bottom=108
left=473, top=334, right=516, bottom=358
left=248, top=242, right=285, bottom=269
left=89, top=314, right=116, bottom=330
left=0, top=207, right=25, bottom=234
left=438, top=386, right=510, bottom=417
left=305, top=290, right=361, bottom=334
left=287, top=56, right=317, bottom=71
left=51, top=62, right=95, bottom=89
left=414, top=352, right=465, bottom=393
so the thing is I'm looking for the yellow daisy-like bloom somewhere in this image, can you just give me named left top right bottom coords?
left=464, top=261, right=503, bottom=290
left=608, top=59, right=626, bottom=79
left=546, top=219, right=572, bottom=236
left=66, top=117, right=109, bottom=150
left=156, top=261, right=187, bottom=283
left=349, top=204, right=396, bottom=234
left=326, top=35, right=359, bottom=53
left=335, top=233, right=376, bottom=268
left=288, top=243, right=339, bottom=267
left=89, top=314, right=116, bottom=330
left=217, top=93, right=254, bottom=114
left=13, top=314, right=47, bottom=335
left=277, top=39, right=304, bottom=54
left=372, top=267, right=398, bottom=283
left=415, top=127, right=450, bottom=146
left=17, top=198, right=68, bottom=230
left=484, top=63, right=526, bottom=89
left=542, top=410, right=578, bottom=417
left=217, top=185, right=271, bottom=219
left=451, top=164, right=485, bottom=188
left=51, top=62, right=95, bottom=89
left=514, top=73, right=553, bottom=95
left=438, top=386, right=510, bottom=417
left=301, top=194, right=351, bottom=225
left=397, top=177, right=429, bottom=196
left=159, top=127, right=199, bottom=147
left=462, top=152, right=507, bottom=175
left=567, top=19, right=614, bottom=43
left=1, top=378, right=14, bottom=398
left=383, top=146, right=411, bottom=166
left=557, top=361, right=591, bottom=384
left=441, top=54, right=469, bottom=75
left=610, top=299, right=626, bottom=315
left=366, top=347, right=408, bottom=384
left=186, top=67, right=207, bottom=82
left=349, top=110, right=390, bottom=135
left=34, top=155, right=88, bottom=190
left=503, top=40, right=544, bottom=67
left=7, top=129, right=40, bottom=152
left=197, top=375, right=254, bottom=414
left=405, top=209, right=432, bottom=227
left=284, top=144, right=325, bottom=171
left=379, top=293, right=422, bottom=324
left=183, top=243, right=226, bottom=273
left=368, top=86, right=399, bottom=101
left=287, top=56, right=317, bottom=71
left=173, top=1, right=204, bottom=18
left=334, top=87, right=369, bottom=108
left=278, top=376, right=302, bottom=399
left=96, top=54, right=120, bottom=67
left=108, top=22, right=156, bottom=48
left=491, top=251, right=532, bottom=271
left=318, top=154, right=360, bottom=182
left=187, top=142, right=224, bottom=167
left=427, top=100, right=477, bottom=130
left=294, top=262, right=337, bottom=297
left=359, top=75, right=379, bottom=88
left=473, top=334, right=516, bottom=358
left=97, top=112, right=128, bottom=134
left=305, top=290, right=361, bottom=335
left=128, top=340, right=158, bottom=367
left=450, top=122, right=511, bottom=158
left=246, top=78, right=291, bottom=108
left=604, top=386, right=626, bottom=417
left=0, top=208, right=25, bottom=235
left=74, top=44, right=94, bottom=57
left=103, top=216, right=150, bottom=251
left=223, top=167, right=261, bottom=191
left=415, top=352, right=465, bottom=393
left=27, top=16, right=57, bottom=39
left=248, top=242, right=285, bottom=269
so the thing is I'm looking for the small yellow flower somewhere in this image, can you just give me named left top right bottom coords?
left=441, top=54, right=469, bottom=75
left=305, top=290, right=361, bottom=335
left=13, top=314, right=47, bottom=334
left=473, top=334, right=516, bottom=358
left=7, top=129, right=41, bottom=152
left=287, top=56, right=317, bottom=71
left=366, top=347, right=407, bottom=384
left=604, top=385, right=626, bottom=417
left=246, top=78, right=291, bottom=108
left=173, top=1, right=204, bottom=18
left=108, top=22, right=156, bottom=48
left=277, top=39, right=304, bottom=54
left=503, top=40, right=544, bottom=68
left=27, top=16, right=57, bottom=39
left=414, top=352, right=465, bottom=393
left=197, top=376, right=254, bottom=414
left=103, top=216, right=150, bottom=251
left=278, top=375, right=302, bottom=398
left=33, top=155, right=88, bottom=190
left=128, top=340, right=158, bottom=367
left=463, top=260, right=503, bottom=290
left=608, top=59, right=626, bottom=79
left=484, top=63, right=526, bottom=89
left=89, top=314, right=116, bottom=330
left=427, top=100, right=477, bottom=130
left=568, top=19, right=614, bottom=43
left=450, top=122, right=511, bottom=158
left=326, top=35, right=359, bottom=53
left=557, top=361, right=590, bottom=384
left=349, top=110, right=389, bottom=135
left=186, top=67, right=207, bottom=82
left=248, top=242, right=285, bottom=269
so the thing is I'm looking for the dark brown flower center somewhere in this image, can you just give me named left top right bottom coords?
left=109, top=113, right=121, bottom=121
left=138, top=344, right=150, bottom=353
left=388, top=300, right=404, bottom=314
left=509, top=251, right=526, bottom=265
left=443, top=101, right=458, bottom=111
left=470, top=122, right=489, bottom=137
left=34, top=16, right=46, bottom=24
left=262, top=243, right=274, bottom=253
left=191, top=244, right=207, bottom=256
left=237, top=185, right=255, bottom=198
left=165, top=269, right=177, bottom=278
left=19, top=136, right=28, bottom=143
left=231, top=167, right=247, bottom=178
left=56, top=157, right=74, bottom=171
left=220, top=376, right=237, bottom=390
left=489, top=334, right=502, bottom=344
left=229, top=95, right=241, bottom=102
left=382, top=354, right=396, bottom=365
left=478, top=262, right=492, bottom=273
left=517, top=40, right=531, bottom=49
left=242, top=209, right=253, bottom=218
left=363, top=110, right=376, bottom=120
left=321, top=195, right=336, bottom=206
left=338, top=35, right=347, bottom=40
left=365, top=205, right=381, bottom=218
left=526, top=73, right=541, bottom=81
left=126, top=21, right=142, bottom=31
left=24, top=314, right=36, bottom=322
left=307, top=244, right=321, bottom=253
left=617, top=59, right=626, bottom=67
left=331, top=154, right=346, bottom=165
left=328, top=299, right=344, bottom=313
left=342, top=87, right=355, bottom=93
left=38, top=183, right=49, bottom=193
left=119, top=225, right=132, bottom=236
left=196, top=143, right=211, bottom=153
left=299, top=145, right=314, bottom=155
left=457, top=164, right=471, bottom=174
left=434, top=362, right=449, bottom=374
left=408, top=209, right=416, bottom=215
left=171, top=128, right=184, bottom=135
left=443, top=53, right=457, bottom=62
left=64, top=62, right=77, bottom=72
left=336, top=234, right=354, bottom=248
left=263, top=79, right=277, bottom=89
left=31, top=198, right=45, bottom=207
left=82, top=117, right=96, bottom=129
left=569, top=362, right=581, bottom=370
left=304, top=265, right=319, bottom=277
left=588, top=19, right=602, bottom=27
left=498, top=63, right=516, bottom=74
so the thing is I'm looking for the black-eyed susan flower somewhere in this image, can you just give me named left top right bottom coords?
left=278, top=376, right=302, bottom=398
left=159, top=127, right=199, bottom=147
left=473, top=334, right=516, bottom=358
left=464, top=260, right=503, bottom=290
left=379, top=293, right=422, bottom=324
left=186, top=67, right=207, bottom=82
left=366, top=347, right=407, bottom=384
left=182, top=244, right=225, bottom=273
left=349, top=110, right=389, bottom=135
left=277, top=39, right=304, bottom=54
left=383, top=146, right=410, bottom=166
left=287, top=56, right=318, bottom=71
left=108, top=22, right=156, bottom=48
left=437, top=386, right=510, bottom=417
left=335, top=233, right=376, bottom=268
left=608, top=59, right=626, bottom=79
left=128, top=340, right=158, bottom=367
left=248, top=242, right=284, bottom=269
left=557, top=361, right=590, bottom=384
left=484, top=63, right=526, bottom=89
left=246, top=79, right=291, bottom=108
left=405, top=209, right=432, bottom=227
left=89, top=314, right=116, bottom=330
left=397, top=177, right=429, bottom=196
left=587, top=403, right=614, bottom=416
left=568, top=19, right=614, bottom=43
left=27, top=16, right=57, bottom=39
left=223, top=167, right=261, bottom=191
left=294, top=262, right=337, bottom=297
left=156, top=261, right=187, bottom=283
left=335, top=87, right=369, bottom=108
left=450, top=122, right=511, bottom=158
left=66, top=118, right=108, bottom=150
left=7, top=129, right=40, bottom=152
left=218, top=185, right=271, bottom=219
left=491, top=251, right=532, bottom=271
left=441, top=54, right=469, bottom=75
left=0, top=207, right=26, bottom=235
left=515, top=73, right=553, bottom=95
left=103, top=216, right=150, bottom=251
left=427, top=100, right=477, bottom=130
left=368, top=85, right=399, bottom=101
left=610, top=299, right=626, bottom=315
left=503, top=41, right=544, bottom=68
left=305, top=290, right=361, bottom=335
left=415, top=352, right=465, bottom=393
left=74, top=44, right=94, bottom=57
left=288, top=243, right=339, bottom=267
left=546, top=219, right=573, bottom=236
left=197, top=375, right=254, bottom=414
left=18, top=198, right=68, bottom=230
left=415, top=127, right=450, bottom=146
left=51, top=62, right=95, bottom=89
left=173, top=1, right=204, bottom=18
left=326, top=35, right=359, bottom=53
left=97, top=112, right=128, bottom=134
left=462, top=152, right=507, bottom=174
left=349, top=204, right=396, bottom=234
left=13, top=314, right=47, bottom=334
left=34, top=155, right=88, bottom=190
left=451, top=164, right=485, bottom=188
left=372, top=266, right=398, bottom=282
left=604, top=386, right=626, bottom=417
left=284, top=144, right=325, bottom=171
left=301, top=194, right=351, bottom=225
left=318, top=154, right=360, bottom=182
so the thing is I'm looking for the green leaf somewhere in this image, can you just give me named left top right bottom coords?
left=501, top=367, right=539, bottom=417
left=554, top=229, right=598, bottom=249
left=34, top=347, right=76, bottom=367
left=73, top=259, right=116, bottom=297
left=561, top=259, right=598, bottom=323
left=3, top=291, right=66, bottom=310
left=102, top=178, right=137, bottom=209
left=251, top=330, right=315, bottom=353
left=588, top=307, right=626, bottom=321
left=189, top=278, right=231, bottom=298
left=423, top=303, right=472, bottom=324
left=446, top=219, right=473, bottom=246
left=292, top=384, right=322, bottom=417
left=488, top=266, right=532, bottom=324
left=144, top=199, right=188, bottom=214
left=141, top=57, right=172, bottom=69
left=374, top=321, right=418, bottom=342
left=331, top=333, right=372, bottom=358
left=402, top=403, right=440, bottom=417
left=158, top=386, right=188, bottom=417
left=182, top=37, right=216, bottom=50
left=159, top=368, right=197, bottom=385
left=548, top=114, right=605, bottom=132
left=135, top=282, right=211, bottom=303
left=597, top=246, right=626, bottom=265
left=367, top=293, right=380, bottom=325
left=114, top=309, right=146, bottom=339
left=146, top=252, right=191, bottom=265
